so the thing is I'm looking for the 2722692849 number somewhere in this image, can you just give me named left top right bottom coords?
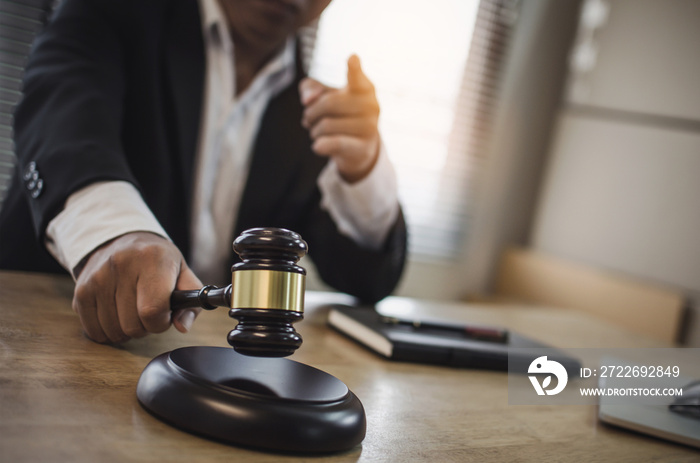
left=599, top=365, right=680, bottom=378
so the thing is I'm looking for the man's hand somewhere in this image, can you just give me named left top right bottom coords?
left=300, top=54, right=380, bottom=183
left=72, top=232, right=202, bottom=344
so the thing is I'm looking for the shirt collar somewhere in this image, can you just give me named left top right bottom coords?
left=200, top=0, right=227, bottom=41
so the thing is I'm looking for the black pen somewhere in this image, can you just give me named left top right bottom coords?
left=380, top=316, right=509, bottom=344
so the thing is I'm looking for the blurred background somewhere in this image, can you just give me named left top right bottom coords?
left=1, top=0, right=699, bottom=345
left=303, top=0, right=700, bottom=347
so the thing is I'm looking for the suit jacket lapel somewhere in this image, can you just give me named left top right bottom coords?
left=235, top=55, right=312, bottom=235
left=163, top=0, right=205, bottom=217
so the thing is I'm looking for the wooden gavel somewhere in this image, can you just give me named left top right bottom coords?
left=170, top=228, right=308, bottom=358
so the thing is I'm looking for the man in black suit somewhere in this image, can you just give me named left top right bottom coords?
left=0, top=0, right=407, bottom=343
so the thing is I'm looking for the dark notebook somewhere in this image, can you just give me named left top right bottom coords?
left=327, top=304, right=580, bottom=373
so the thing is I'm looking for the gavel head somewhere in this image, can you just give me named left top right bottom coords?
left=227, top=228, right=308, bottom=357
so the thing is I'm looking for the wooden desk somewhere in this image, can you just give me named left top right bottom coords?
left=0, top=271, right=697, bottom=462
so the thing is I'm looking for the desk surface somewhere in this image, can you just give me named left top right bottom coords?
left=0, top=271, right=697, bottom=462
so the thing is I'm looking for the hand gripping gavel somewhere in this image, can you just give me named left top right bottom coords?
left=170, top=228, right=308, bottom=358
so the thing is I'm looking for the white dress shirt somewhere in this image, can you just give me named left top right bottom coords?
left=45, top=0, right=400, bottom=283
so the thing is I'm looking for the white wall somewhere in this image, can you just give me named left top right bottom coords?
left=531, top=0, right=700, bottom=345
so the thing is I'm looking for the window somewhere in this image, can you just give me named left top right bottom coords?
left=308, top=0, right=515, bottom=260
left=0, top=0, right=54, bottom=209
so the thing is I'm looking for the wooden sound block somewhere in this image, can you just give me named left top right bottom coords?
left=136, top=346, right=366, bottom=453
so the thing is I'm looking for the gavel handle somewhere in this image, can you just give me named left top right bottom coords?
left=170, top=284, right=232, bottom=311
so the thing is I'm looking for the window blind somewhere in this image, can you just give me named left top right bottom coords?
left=308, top=0, right=516, bottom=260
left=0, top=0, right=54, bottom=210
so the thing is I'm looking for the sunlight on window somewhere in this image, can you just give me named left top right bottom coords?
left=310, top=0, right=481, bottom=259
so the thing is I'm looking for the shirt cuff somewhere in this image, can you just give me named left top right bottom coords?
left=45, top=181, right=170, bottom=279
left=317, top=142, right=400, bottom=250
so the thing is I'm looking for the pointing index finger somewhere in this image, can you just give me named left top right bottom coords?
left=347, top=54, right=374, bottom=93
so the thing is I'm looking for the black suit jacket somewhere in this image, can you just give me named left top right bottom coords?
left=0, top=0, right=407, bottom=302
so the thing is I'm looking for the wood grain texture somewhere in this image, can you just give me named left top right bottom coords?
left=0, top=271, right=697, bottom=462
